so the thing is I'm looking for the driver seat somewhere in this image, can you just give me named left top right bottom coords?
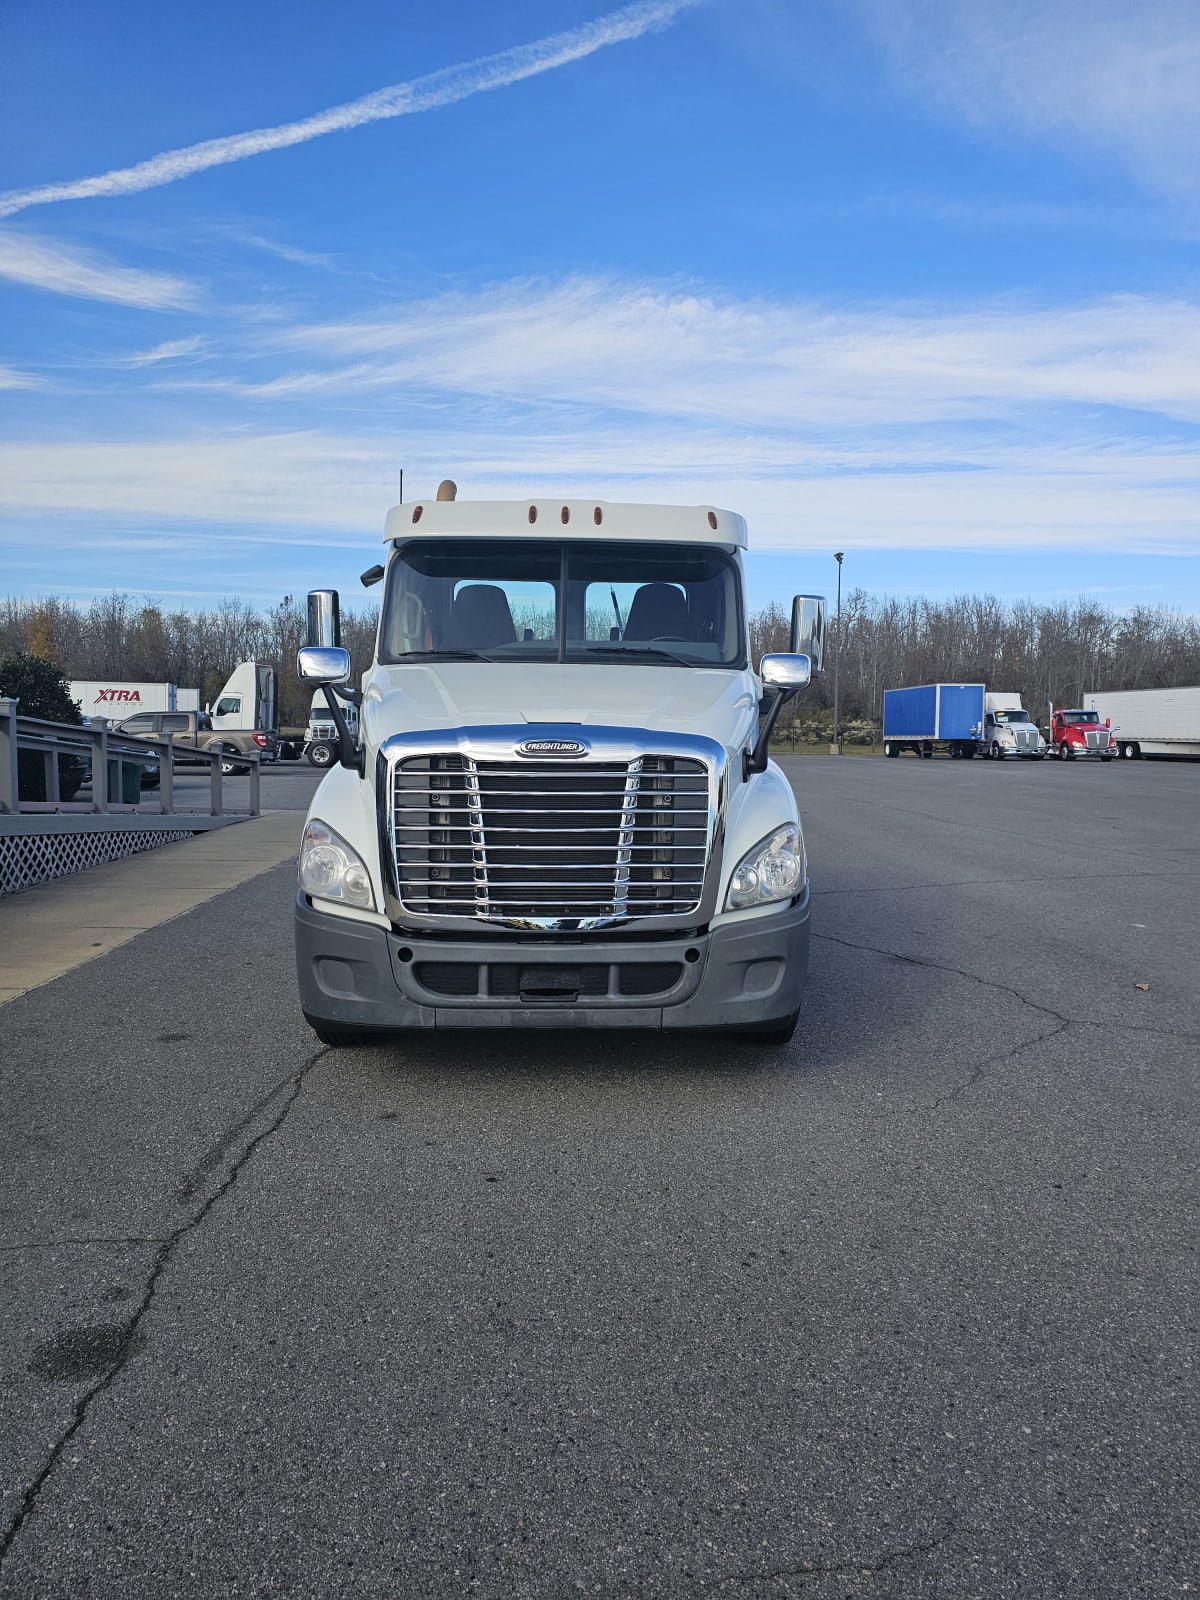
left=623, top=583, right=692, bottom=641
left=445, top=585, right=517, bottom=650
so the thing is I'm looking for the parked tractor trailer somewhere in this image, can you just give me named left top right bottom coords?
left=1084, top=686, right=1200, bottom=759
left=882, top=685, right=1046, bottom=759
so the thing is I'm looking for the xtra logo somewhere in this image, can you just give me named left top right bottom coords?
left=516, top=738, right=588, bottom=759
left=96, top=689, right=142, bottom=702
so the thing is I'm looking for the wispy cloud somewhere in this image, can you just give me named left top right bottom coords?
left=121, top=336, right=207, bottom=367
left=214, top=276, right=1200, bottom=428
left=4, top=274, right=1198, bottom=572
left=852, top=0, right=1200, bottom=196
left=239, top=234, right=335, bottom=270
left=0, top=363, right=39, bottom=390
left=0, top=0, right=698, bottom=219
left=0, top=228, right=198, bottom=308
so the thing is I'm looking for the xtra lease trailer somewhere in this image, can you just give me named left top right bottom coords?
left=1084, top=686, right=1200, bottom=759
left=70, top=680, right=201, bottom=721
left=882, top=683, right=985, bottom=758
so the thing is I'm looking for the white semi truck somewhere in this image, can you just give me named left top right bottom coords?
left=982, top=692, right=1047, bottom=759
left=303, top=689, right=359, bottom=767
left=293, top=483, right=824, bottom=1047
left=1084, top=685, right=1200, bottom=759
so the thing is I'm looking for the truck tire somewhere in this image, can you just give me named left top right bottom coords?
left=218, top=744, right=248, bottom=776
left=1121, top=742, right=1140, bottom=759
left=305, top=1016, right=383, bottom=1048
left=920, top=743, right=933, bottom=759
left=884, top=741, right=899, bottom=758
left=307, top=741, right=335, bottom=768
left=741, top=1010, right=800, bottom=1046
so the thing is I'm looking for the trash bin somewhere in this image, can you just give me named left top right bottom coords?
left=107, top=757, right=144, bottom=804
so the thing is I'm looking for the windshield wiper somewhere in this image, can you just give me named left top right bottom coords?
left=396, top=649, right=499, bottom=663
left=574, top=644, right=698, bottom=667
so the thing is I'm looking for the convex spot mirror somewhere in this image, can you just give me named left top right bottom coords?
left=296, top=645, right=351, bottom=685
left=760, top=652, right=812, bottom=690
left=790, top=595, right=826, bottom=673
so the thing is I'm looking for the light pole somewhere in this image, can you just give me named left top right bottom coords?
left=830, top=552, right=844, bottom=754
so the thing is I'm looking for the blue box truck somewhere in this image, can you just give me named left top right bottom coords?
left=883, top=684, right=986, bottom=759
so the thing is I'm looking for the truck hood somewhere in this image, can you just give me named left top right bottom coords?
left=362, top=663, right=759, bottom=753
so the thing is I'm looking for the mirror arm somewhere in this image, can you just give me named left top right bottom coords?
left=320, top=686, right=363, bottom=774
left=743, top=685, right=796, bottom=779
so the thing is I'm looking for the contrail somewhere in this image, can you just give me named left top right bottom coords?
left=0, top=0, right=698, bottom=219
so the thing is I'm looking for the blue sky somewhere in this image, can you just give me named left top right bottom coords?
left=1, top=0, right=1198, bottom=618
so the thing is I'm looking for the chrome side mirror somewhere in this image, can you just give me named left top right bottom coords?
left=761, top=652, right=812, bottom=690
left=790, top=595, right=826, bottom=673
left=296, top=645, right=351, bottom=684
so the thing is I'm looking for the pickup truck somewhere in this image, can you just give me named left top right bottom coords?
left=114, top=709, right=276, bottom=774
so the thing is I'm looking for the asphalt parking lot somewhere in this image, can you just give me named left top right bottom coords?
left=1, top=753, right=1196, bottom=1598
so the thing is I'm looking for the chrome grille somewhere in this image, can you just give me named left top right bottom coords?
left=391, top=754, right=711, bottom=926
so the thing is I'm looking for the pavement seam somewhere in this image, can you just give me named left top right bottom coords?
left=0, top=1238, right=169, bottom=1253
left=0, top=1046, right=328, bottom=1571
left=724, top=1529, right=953, bottom=1589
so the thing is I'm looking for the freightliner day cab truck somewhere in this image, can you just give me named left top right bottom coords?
left=294, top=483, right=825, bottom=1047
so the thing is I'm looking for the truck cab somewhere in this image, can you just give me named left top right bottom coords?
left=304, top=689, right=359, bottom=768
left=983, top=693, right=1047, bottom=759
left=293, top=487, right=824, bottom=1047
left=1050, top=708, right=1115, bottom=761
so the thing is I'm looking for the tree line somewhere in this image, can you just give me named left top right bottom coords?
left=3, top=589, right=1198, bottom=734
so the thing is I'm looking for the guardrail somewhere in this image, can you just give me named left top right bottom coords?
left=0, top=698, right=261, bottom=818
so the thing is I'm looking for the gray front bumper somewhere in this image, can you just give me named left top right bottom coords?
left=294, top=888, right=810, bottom=1033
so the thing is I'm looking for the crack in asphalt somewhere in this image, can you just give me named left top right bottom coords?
left=814, top=930, right=1200, bottom=1043
left=814, top=931, right=1071, bottom=1027
left=725, top=1530, right=951, bottom=1589
left=0, top=1048, right=328, bottom=1571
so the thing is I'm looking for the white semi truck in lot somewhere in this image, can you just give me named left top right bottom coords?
left=1084, top=686, right=1200, bottom=759
left=983, top=692, right=1047, bottom=759
left=293, top=483, right=824, bottom=1047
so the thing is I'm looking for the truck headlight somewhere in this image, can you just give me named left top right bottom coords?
left=299, top=818, right=376, bottom=910
left=725, top=823, right=806, bottom=910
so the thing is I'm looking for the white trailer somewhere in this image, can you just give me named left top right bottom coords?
left=70, top=680, right=200, bottom=721
left=1085, top=686, right=1200, bottom=759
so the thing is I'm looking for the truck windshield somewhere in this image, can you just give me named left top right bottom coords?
left=379, top=539, right=745, bottom=668
left=994, top=710, right=1031, bottom=724
left=1063, top=711, right=1099, bottom=724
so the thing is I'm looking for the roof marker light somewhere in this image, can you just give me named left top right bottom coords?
left=708, top=511, right=718, bottom=529
left=594, top=506, right=603, bottom=525
left=561, top=506, right=570, bottom=524
left=528, top=505, right=538, bottom=524
left=412, top=505, right=423, bottom=523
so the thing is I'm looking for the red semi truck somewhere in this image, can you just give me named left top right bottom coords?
left=1048, top=706, right=1115, bottom=761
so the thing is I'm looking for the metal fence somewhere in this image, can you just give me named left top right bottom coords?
left=0, top=697, right=261, bottom=818
left=0, top=698, right=263, bottom=893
